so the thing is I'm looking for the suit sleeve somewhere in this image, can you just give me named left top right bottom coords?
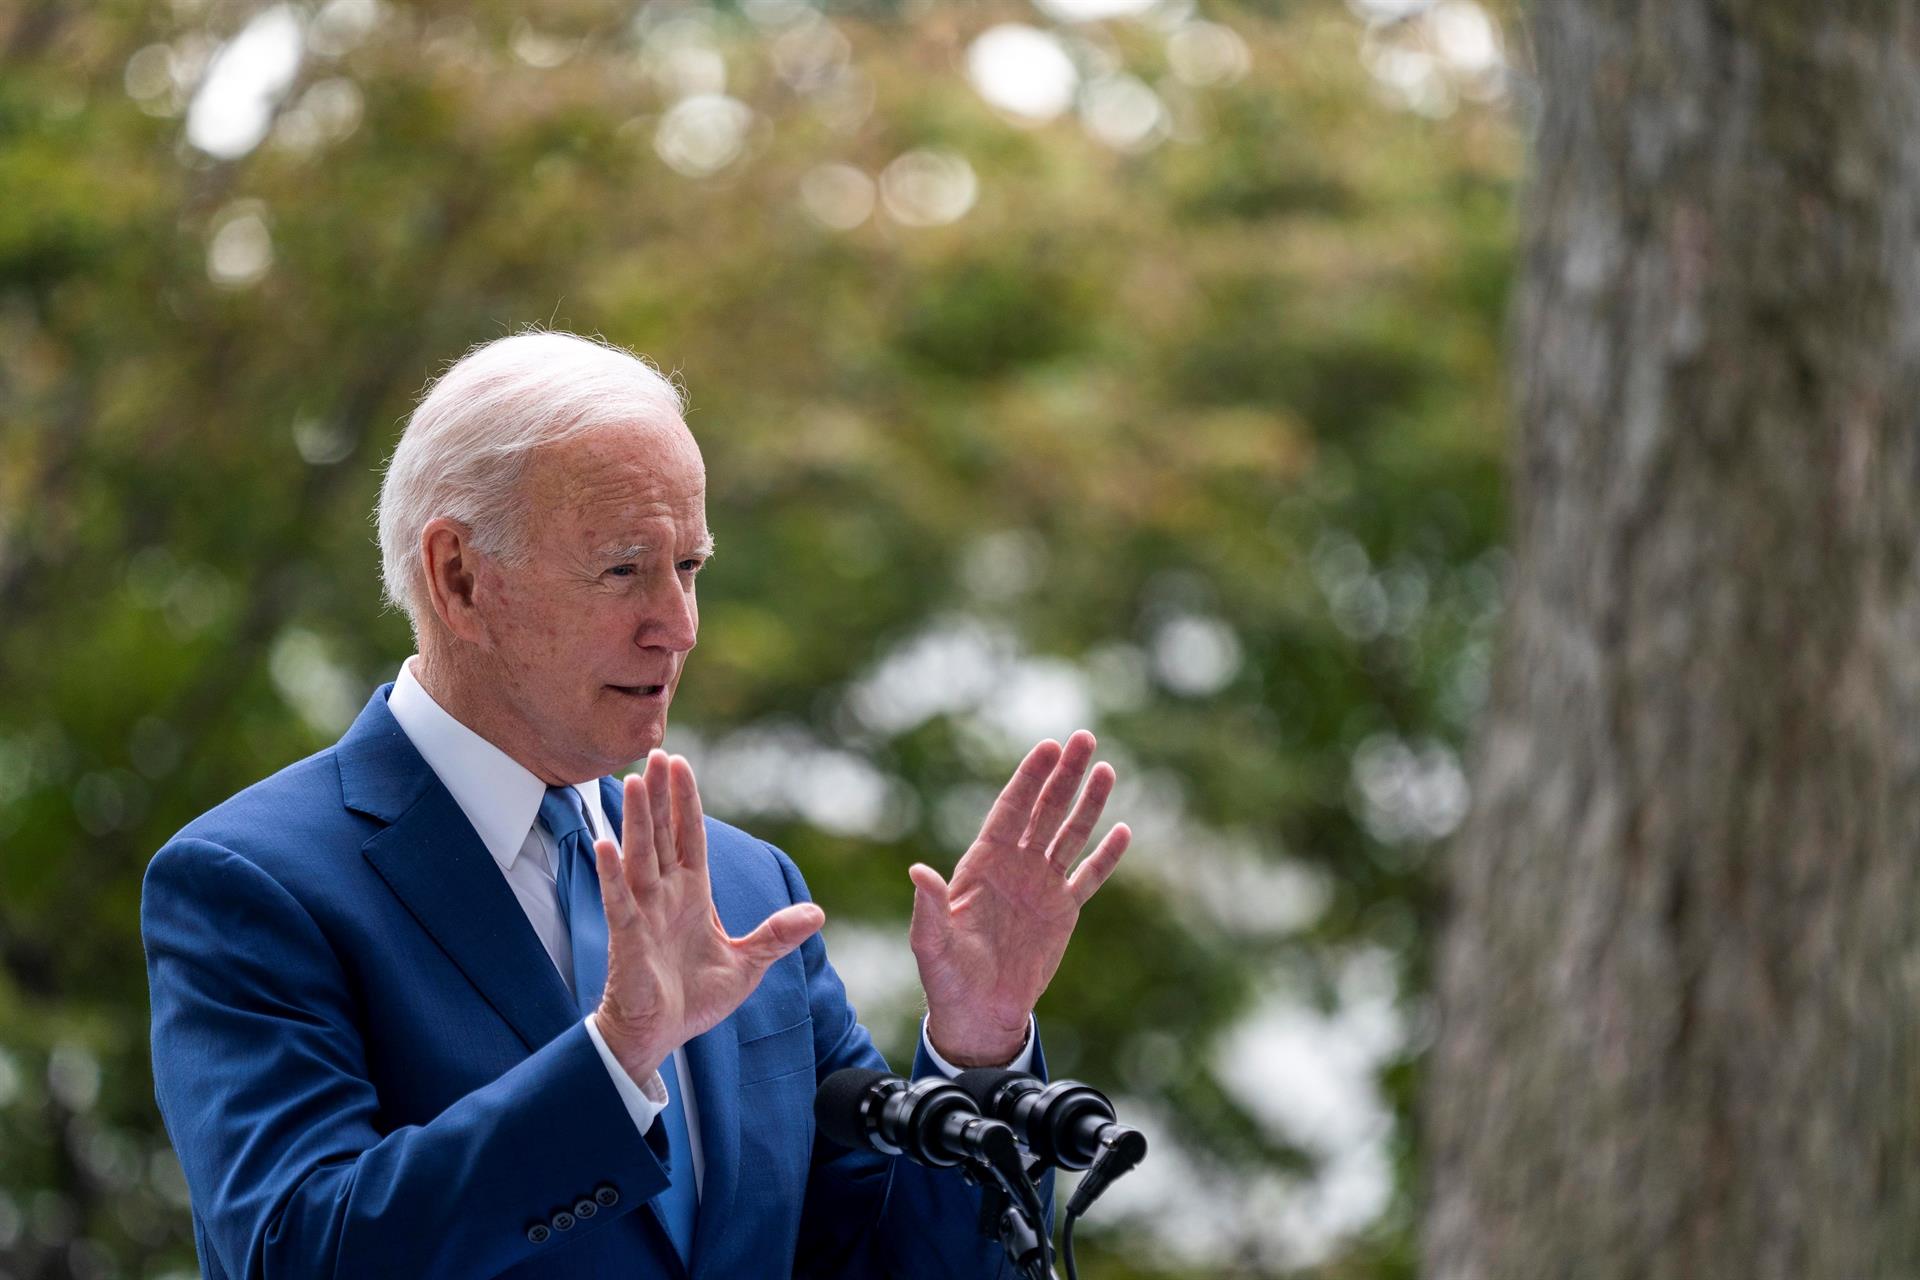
left=763, top=845, right=1056, bottom=1280
left=142, top=837, right=673, bottom=1280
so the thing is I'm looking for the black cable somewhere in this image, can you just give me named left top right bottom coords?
left=1061, top=1208, right=1081, bottom=1280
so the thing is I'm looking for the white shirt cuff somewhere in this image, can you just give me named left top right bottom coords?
left=919, top=1014, right=1037, bottom=1077
left=585, top=1013, right=670, bottom=1135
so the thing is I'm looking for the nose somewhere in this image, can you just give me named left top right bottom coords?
left=635, top=569, right=698, bottom=654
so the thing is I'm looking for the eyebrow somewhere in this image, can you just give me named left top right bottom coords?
left=596, top=535, right=716, bottom=562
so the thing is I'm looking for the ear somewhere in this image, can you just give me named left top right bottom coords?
left=420, top=517, right=489, bottom=645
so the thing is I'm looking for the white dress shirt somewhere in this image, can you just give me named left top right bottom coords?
left=385, top=657, right=1033, bottom=1198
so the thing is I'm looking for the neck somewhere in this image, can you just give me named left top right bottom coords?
left=412, top=643, right=576, bottom=787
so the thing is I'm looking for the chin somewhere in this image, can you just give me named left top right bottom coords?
left=584, top=682, right=675, bottom=763
left=610, top=703, right=670, bottom=756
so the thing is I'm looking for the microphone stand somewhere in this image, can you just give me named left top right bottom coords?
left=957, top=1127, right=1054, bottom=1280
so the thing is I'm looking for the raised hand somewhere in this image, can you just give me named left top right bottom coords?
left=590, top=749, right=825, bottom=1083
left=908, top=730, right=1132, bottom=1067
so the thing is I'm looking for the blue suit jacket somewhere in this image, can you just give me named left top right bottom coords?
left=143, top=687, right=1048, bottom=1279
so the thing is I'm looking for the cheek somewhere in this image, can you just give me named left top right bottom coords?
left=584, top=604, right=645, bottom=657
left=475, top=571, right=534, bottom=640
left=482, top=584, right=574, bottom=663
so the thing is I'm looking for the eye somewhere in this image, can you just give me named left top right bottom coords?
left=676, top=558, right=705, bottom=575
left=606, top=564, right=637, bottom=578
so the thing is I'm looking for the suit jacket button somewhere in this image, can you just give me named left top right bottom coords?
left=594, top=1184, right=620, bottom=1207
left=551, top=1209, right=576, bottom=1232
left=526, top=1223, right=551, bottom=1245
left=573, top=1197, right=597, bottom=1220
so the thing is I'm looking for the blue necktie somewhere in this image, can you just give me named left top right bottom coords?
left=538, top=786, right=699, bottom=1265
left=538, top=786, right=606, bottom=1012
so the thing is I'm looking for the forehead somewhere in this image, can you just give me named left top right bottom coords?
left=524, top=421, right=707, bottom=541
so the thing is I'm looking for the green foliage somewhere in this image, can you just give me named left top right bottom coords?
left=0, top=1, right=1515, bottom=1274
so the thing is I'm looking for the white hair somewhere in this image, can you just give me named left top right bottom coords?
left=376, top=330, right=688, bottom=636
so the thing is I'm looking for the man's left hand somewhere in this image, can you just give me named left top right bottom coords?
left=909, top=730, right=1132, bottom=1068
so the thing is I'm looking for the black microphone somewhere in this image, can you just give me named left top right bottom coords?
left=954, top=1069, right=1146, bottom=1171
left=816, top=1068, right=1051, bottom=1279
left=815, top=1067, right=1023, bottom=1170
left=954, top=1069, right=1147, bottom=1215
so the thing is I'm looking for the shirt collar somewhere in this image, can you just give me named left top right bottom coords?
left=386, top=656, right=610, bottom=871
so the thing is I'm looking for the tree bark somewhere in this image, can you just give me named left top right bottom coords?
left=1423, top=4, right=1920, bottom=1278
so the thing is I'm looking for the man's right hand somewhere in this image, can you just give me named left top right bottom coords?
left=589, top=749, right=825, bottom=1084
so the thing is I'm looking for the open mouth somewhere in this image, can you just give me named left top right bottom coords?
left=609, top=684, right=667, bottom=699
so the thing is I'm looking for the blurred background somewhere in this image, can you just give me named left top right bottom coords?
left=0, top=0, right=1519, bottom=1275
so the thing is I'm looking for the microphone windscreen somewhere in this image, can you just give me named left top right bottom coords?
left=814, top=1067, right=892, bottom=1150
left=953, top=1067, right=1029, bottom=1116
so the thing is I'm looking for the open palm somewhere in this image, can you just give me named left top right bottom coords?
left=909, top=730, right=1132, bottom=1067
left=591, top=752, right=825, bottom=1080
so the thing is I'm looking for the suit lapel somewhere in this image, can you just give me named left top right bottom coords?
left=602, top=779, right=742, bottom=1277
left=341, top=687, right=579, bottom=1053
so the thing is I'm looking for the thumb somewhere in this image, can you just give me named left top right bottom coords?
left=738, top=902, right=826, bottom=968
left=907, top=863, right=951, bottom=950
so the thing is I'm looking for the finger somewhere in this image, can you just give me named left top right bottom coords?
left=736, top=902, right=826, bottom=969
left=622, top=772, right=659, bottom=890
left=978, top=739, right=1064, bottom=845
left=646, top=750, right=675, bottom=879
left=669, top=755, right=708, bottom=875
left=908, top=862, right=951, bottom=909
left=594, top=837, right=637, bottom=929
left=1067, top=823, right=1131, bottom=907
left=906, top=863, right=952, bottom=954
left=1046, top=761, right=1115, bottom=873
left=1022, top=729, right=1096, bottom=850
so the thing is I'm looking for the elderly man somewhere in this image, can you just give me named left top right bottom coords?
left=142, top=331, right=1131, bottom=1279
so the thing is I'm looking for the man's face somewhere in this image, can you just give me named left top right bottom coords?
left=467, top=420, right=710, bottom=783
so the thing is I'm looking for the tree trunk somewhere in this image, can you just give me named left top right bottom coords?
left=1422, top=4, right=1920, bottom=1278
